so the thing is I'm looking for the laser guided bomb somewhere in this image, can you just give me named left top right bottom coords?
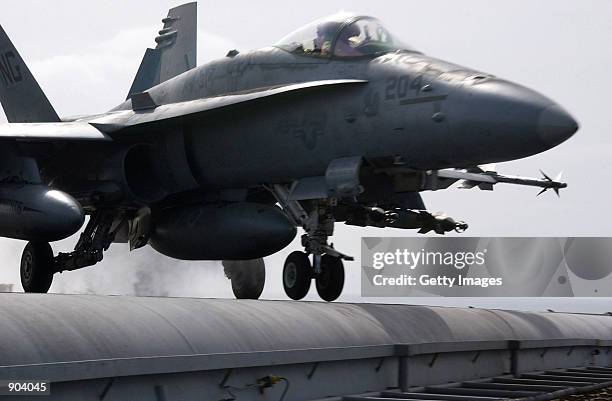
left=0, top=3, right=577, bottom=301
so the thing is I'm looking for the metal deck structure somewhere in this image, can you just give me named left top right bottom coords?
left=347, top=366, right=612, bottom=400
left=0, top=294, right=610, bottom=400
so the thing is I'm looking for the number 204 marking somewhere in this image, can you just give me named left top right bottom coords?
left=385, top=75, right=423, bottom=100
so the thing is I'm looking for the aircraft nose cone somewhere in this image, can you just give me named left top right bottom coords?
left=537, top=104, right=579, bottom=147
left=450, top=78, right=579, bottom=162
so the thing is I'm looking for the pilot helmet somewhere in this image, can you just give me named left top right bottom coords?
left=316, top=21, right=343, bottom=39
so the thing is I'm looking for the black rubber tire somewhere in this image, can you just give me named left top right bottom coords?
left=283, top=251, right=312, bottom=300
left=20, top=241, right=54, bottom=293
left=224, top=259, right=266, bottom=300
left=315, top=255, right=344, bottom=302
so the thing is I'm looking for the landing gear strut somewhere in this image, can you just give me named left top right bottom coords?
left=20, top=209, right=123, bottom=293
left=271, top=185, right=352, bottom=302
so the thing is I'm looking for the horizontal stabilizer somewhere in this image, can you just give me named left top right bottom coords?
left=0, top=122, right=111, bottom=141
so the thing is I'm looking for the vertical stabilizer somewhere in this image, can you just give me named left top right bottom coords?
left=127, top=48, right=161, bottom=98
left=0, top=25, right=59, bottom=122
left=157, top=2, right=197, bottom=83
left=126, top=2, right=197, bottom=99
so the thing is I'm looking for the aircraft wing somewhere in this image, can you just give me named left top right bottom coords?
left=89, top=79, right=368, bottom=133
left=0, top=122, right=111, bottom=142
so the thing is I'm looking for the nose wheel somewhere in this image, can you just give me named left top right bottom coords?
left=315, top=255, right=345, bottom=302
left=282, top=251, right=345, bottom=302
left=20, top=241, right=54, bottom=293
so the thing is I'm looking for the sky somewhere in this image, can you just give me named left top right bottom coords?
left=0, top=0, right=610, bottom=312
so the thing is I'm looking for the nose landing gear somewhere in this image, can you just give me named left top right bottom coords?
left=282, top=251, right=311, bottom=300
left=315, top=255, right=345, bottom=302
left=282, top=251, right=346, bottom=302
left=272, top=189, right=352, bottom=302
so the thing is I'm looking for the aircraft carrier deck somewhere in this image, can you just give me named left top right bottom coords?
left=0, top=294, right=611, bottom=400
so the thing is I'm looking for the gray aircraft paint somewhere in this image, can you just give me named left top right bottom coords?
left=127, top=2, right=197, bottom=98
left=91, top=46, right=575, bottom=193
left=0, top=9, right=579, bottom=210
left=0, top=2, right=592, bottom=296
left=0, top=25, right=59, bottom=122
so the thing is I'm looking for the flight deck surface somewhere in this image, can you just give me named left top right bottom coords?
left=0, top=294, right=610, bottom=400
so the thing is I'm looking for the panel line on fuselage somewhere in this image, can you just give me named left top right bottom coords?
left=399, top=95, right=448, bottom=106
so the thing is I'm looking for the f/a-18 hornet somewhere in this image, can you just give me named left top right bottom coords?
left=0, top=3, right=577, bottom=301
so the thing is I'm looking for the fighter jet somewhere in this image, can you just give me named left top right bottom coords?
left=0, top=3, right=577, bottom=301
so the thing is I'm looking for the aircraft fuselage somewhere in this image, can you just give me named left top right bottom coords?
left=111, top=47, right=577, bottom=191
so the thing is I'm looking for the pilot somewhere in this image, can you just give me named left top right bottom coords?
left=314, top=21, right=340, bottom=55
left=334, top=23, right=363, bottom=57
left=315, top=21, right=363, bottom=57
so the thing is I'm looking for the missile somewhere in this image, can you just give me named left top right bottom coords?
left=436, top=169, right=567, bottom=195
left=537, top=171, right=564, bottom=197
left=345, top=206, right=468, bottom=235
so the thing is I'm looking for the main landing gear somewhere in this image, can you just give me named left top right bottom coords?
left=223, top=259, right=266, bottom=300
left=20, top=242, right=54, bottom=293
left=20, top=209, right=123, bottom=293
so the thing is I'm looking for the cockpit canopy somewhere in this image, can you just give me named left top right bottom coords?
left=275, top=13, right=416, bottom=58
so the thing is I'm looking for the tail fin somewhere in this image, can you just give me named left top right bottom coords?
left=0, top=25, right=59, bottom=122
left=127, top=48, right=161, bottom=98
left=127, top=2, right=197, bottom=99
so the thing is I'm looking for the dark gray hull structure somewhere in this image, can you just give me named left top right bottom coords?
left=1, top=295, right=610, bottom=400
